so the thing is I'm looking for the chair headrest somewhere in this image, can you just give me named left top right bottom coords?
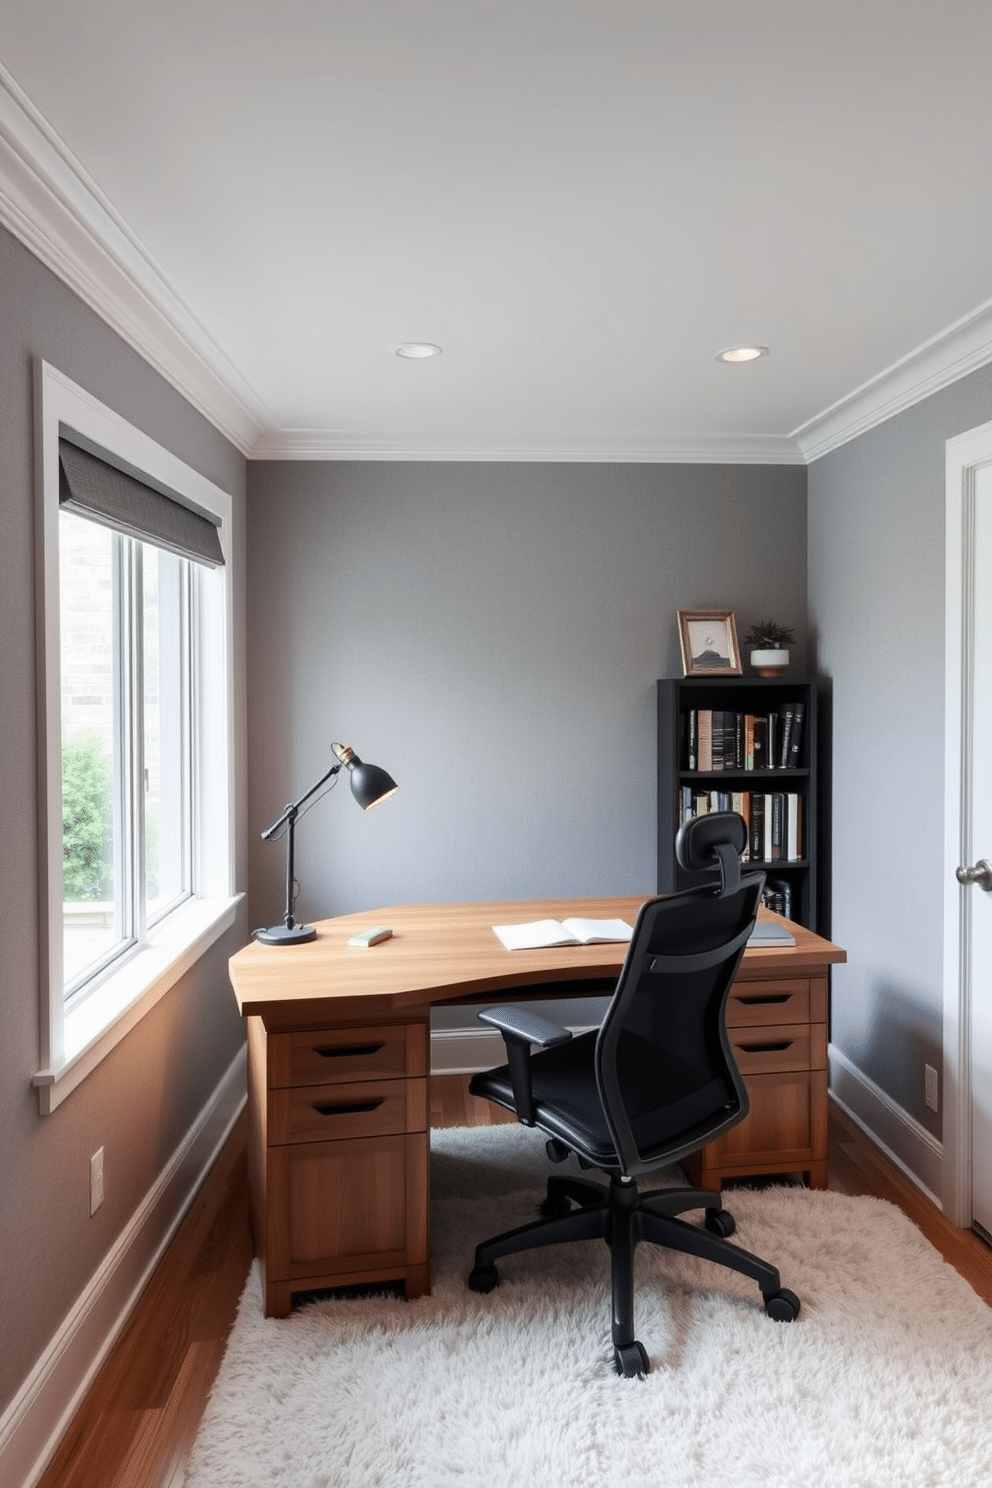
left=675, top=812, right=748, bottom=895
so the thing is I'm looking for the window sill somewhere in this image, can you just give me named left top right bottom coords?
left=34, top=894, right=242, bottom=1114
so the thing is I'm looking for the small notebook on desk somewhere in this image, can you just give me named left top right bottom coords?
left=748, top=919, right=796, bottom=947
left=493, top=917, right=634, bottom=952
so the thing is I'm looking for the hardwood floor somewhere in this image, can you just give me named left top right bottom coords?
left=35, top=1116, right=253, bottom=1488
left=34, top=1080, right=992, bottom=1488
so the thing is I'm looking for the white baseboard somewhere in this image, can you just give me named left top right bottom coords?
left=429, top=1022, right=601, bottom=1076
left=0, top=1044, right=247, bottom=1488
left=829, top=1043, right=943, bottom=1208
left=430, top=1025, right=506, bottom=1075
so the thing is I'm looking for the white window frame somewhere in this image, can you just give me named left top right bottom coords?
left=33, top=361, right=239, bottom=1114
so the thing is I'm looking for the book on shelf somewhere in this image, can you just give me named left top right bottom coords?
left=711, top=711, right=723, bottom=771
left=762, top=878, right=795, bottom=920
left=786, top=791, right=803, bottom=860
left=731, top=791, right=750, bottom=842
left=749, top=793, right=764, bottom=860
left=743, top=713, right=755, bottom=770
left=714, top=711, right=736, bottom=771
left=685, top=710, right=697, bottom=770
left=680, top=703, right=805, bottom=772
left=777, top=701, right=806, bottom=768
left=493, top=917, right=634, bottom=951
left=752, top=716, right=767, bottom=770
left=790, top=703, right=806, bottom=767
left=698, top=710, right=713, bottom=771
left=679, top=784, right=692, bottom=824
left=768, top=792, right=803, bottom=862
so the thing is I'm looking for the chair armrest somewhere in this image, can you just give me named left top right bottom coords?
left=477, top=1006, right=573, bottom=1048
left=477, top=1006, right=573, bottom=1126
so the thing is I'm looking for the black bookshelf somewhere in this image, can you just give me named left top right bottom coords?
left=657, top=676, right=820, bottom=930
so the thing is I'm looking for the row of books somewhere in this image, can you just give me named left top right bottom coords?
left=678, top=787, right=805, bottom=863
left=682, top=703, right=805, bottom=772
left=761, top=878, right=797, bottom=920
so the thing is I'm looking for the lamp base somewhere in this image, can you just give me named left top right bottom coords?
left=255, top=921, right=317, bottom=946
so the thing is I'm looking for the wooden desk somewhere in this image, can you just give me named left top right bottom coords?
left=228, top=896, right=845, bottom=1317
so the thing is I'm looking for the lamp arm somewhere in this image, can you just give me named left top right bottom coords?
left=259, top=762, right=343, bottom=935
left=260, top=762, right=343, bottom=840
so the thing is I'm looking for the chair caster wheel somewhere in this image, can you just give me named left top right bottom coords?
left=705, top=1207, right=736, bottom=1238
left=540, top=1192, right=572, bottom=1218
left=468, top=1264, right=499, bottom=1294
left=764, top=1287, right=801, bottom=1322
left=614, top=1341, right=650, bottom=1378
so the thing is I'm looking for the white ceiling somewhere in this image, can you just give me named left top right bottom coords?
left=3, top=1, right=992, bottom=463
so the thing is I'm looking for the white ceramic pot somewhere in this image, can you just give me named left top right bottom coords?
left=750, top=647, right=789, bottom=677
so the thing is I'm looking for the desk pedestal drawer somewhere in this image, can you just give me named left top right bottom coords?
left=729, top=1023, right=826, bottom=1076
left=268, top=1078, right=426, bottom=1145
left=684, top=1069, right=828, bottom=1192
left=726, top=981, right=813, bottom=1027
left=268, top=1023, right=427, bottom=1087
left=268, top=1131, right=429, bottom=1290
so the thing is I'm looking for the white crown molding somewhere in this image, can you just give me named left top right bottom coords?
left=0, top=65, right=265, bottom=456
left=249, top=428, right=807, bottom=464
left=793, top=298, right=992, bottom=464
left=5, top=65, right=992, bottom=468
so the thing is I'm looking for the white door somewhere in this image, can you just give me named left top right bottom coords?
left=967, top=466, right=992, bottom=1236
left=944, top=427, right=992, bottom=1232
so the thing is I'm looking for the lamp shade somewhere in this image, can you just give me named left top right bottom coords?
left=334, top=743, right=398, bottom=810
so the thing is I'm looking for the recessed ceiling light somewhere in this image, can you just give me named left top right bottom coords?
left=715, top=345, right=769, bottom=363
left=393, top=342, right=442, bottom=359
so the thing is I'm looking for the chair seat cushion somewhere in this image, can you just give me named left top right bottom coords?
left=470, top=1030, right=736, bottom=1171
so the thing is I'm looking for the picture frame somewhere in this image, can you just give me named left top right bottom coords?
left=678, top=609, right=742, bottom=676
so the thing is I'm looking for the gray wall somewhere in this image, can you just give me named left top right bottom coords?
left=0, top=224, right=248, bottom=1419
left=808, top=361, right=992, bottom=1144
left=246, top=460, right=807, bottom=929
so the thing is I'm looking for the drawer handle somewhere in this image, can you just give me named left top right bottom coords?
left=738, top=1040, right=794, bottom=1054
left=311, top=1099, right=384, bottom=1117
left=314, top=1042, right=385, bottom=1059
left=737, top=994, right=790, bottom=1006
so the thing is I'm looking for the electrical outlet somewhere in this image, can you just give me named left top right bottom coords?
left=925, top=1065, right=939, bottom=1113
left=90, top=1147, right=104, bottom=1215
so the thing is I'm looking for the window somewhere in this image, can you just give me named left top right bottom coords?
left=59, top=508, right=193, bottom=997
left=35, top=363, right=238, bottom=1113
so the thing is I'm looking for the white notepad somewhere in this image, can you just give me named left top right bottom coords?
left=493, top=917, right=634, bottom=952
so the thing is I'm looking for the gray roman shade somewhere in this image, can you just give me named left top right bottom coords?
left=58, top=437, right=224, bottom=568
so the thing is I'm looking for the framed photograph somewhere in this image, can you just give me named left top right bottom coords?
left=678, top=609, right=742, bottom=676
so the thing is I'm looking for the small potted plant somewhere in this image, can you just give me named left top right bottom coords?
left=744, top=619, right=795, bottom=676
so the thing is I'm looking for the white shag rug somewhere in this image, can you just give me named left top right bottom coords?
left=186, top=1124, right=992, bottom=1488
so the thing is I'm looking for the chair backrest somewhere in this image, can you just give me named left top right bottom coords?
left=594, top=813, right=764, bottom=1177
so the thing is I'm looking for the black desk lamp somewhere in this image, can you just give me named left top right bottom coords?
left=256, top=742, right=398, bottom=946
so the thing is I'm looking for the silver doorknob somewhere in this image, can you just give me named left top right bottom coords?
left=956, top=859, right=992, bottom=891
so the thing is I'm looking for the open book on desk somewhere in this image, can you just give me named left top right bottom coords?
left=493, top=917, right=634, bottom=952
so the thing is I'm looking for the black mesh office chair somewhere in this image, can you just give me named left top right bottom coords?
left=467, top=813, right=799, bottom=1377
